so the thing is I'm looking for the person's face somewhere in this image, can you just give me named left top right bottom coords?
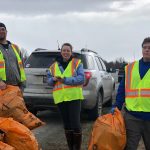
left=61, top=45, right=72, bottom=61
left=0, top=27, right=7, bottom=41
left=142, top=42, right=150, bottom=61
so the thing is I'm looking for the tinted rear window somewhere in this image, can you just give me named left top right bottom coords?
left=25, top=52, right=61, bottom=68
left=25, top=52, right=89, bottom=69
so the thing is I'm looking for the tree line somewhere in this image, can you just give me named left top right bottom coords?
left=102, top=57, right=128, bottom=72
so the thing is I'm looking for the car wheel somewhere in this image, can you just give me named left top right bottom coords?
left=105, top=96, right=112, bottom=107
left=88, top=92, right=103, bottom=121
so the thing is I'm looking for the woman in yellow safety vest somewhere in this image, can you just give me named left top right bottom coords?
left=47, top=43, right=84, bottom=150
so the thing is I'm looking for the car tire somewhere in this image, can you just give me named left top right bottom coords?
left=88, top=92, right=103, bottom=121
left=105, top=96, right=112, bottom=107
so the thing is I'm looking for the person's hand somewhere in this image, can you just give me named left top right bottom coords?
left=110, top=107, right=115, bottom=114
left=0, top=81, right=7, bottom=90
left=56, top=76, right=64, bottom=83
left=52, top=77, right=58, bottom=82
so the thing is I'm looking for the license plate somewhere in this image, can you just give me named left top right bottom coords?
left=43, top=76, right=47, bottom=83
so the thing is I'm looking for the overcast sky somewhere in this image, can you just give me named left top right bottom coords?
left=1, top=0, right=150, bottom=62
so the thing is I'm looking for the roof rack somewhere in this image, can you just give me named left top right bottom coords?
left=81, top=48, right=97, bottom=54
left=34, top=48, right=48, bottom=51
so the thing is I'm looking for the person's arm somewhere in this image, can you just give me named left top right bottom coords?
left=47, top=70, right=57, bottom=86
left=112, top=77, right=125, bottom=110
left=63, top=63, right=85, bottom=85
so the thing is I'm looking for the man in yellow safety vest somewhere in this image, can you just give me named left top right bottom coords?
left=111, top=37, right=150, bottom=150
left=0, top=22, right=26, bottom=90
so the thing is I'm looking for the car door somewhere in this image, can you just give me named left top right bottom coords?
left=95, top=57, right=112, bottom=100
left=98, top=57, right=113, bottom=98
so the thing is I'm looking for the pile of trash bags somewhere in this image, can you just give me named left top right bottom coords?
left=0, top=117, right=40, bottom=150
left=0, top=85, right=45, bottom=150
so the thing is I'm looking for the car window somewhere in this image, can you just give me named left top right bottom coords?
left=85, top=55, right=95, bottom=69
left=25, top=52, right=61, bottom=68
left=98, top=57, right=106, bottom=71
left=73, top=53, right=94, bottom=69
left=95, top=57, right=103, bottom=71
left=72, top=53, right=87, bottom=69
left=25, top=50, right=97, bottom=69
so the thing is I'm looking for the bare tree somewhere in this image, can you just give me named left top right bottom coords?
left=103, top=57, right=128, bottom=72
left=20, top=48, right=29, bottom=63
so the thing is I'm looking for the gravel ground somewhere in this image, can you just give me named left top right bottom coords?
left=32, top=82, right=145, bottom=150
left=33, top=107, right=145, bottom=150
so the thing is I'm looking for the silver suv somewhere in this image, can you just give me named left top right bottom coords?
left=23, top=48, right=115, bottom=120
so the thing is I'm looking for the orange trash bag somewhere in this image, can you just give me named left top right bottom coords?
left=0, top=141, right=15, bottom=150
left=0, top=85, right=45, bottom=130
left=0, top=117, right=41, bottom=150
left=88, top=108, right=126, bottom=150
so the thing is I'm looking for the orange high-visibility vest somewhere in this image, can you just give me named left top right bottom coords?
left=125, top=61, right=150, bottom=112
left=50, top=58, right=84, bottom=104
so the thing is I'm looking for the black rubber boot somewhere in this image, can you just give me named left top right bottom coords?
left=73, top=132, right=82, bottom=150
left=65, top=130, right=74, bottom=150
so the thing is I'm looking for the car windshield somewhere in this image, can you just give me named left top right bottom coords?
left=25, top=51, right=89, bottom=69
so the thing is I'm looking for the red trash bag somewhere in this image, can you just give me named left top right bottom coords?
left=88, top=108, right=126, bottom=150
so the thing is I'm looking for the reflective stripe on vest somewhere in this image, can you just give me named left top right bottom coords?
left=0, top=44, right=26, bottom=81
left=125, top=61, right=150, bottom=98
left=51, top=58, right=81, bottom=92
left=0, top=61, right=4, bottom=68
left=11, top=44, right=26, bottom=81
left=49, top=58, right=84, bottom=104
left=53, top=83, right=81, bottom=91
left=0, top=53, right=6, bottom=80
left=125, top=61, right=150, bottom=112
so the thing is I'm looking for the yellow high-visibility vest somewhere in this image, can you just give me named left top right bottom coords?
left=0, top=44, right=26, bottom=81
left=125, top=61, right=150, bottom=112
left=49, top=58, right=84, bottom=104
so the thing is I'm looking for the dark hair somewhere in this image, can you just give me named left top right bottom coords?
left=61, top=43, right=73, bottom=51
left=142, top=37, right=150, bottom=47
left=0, top=22, right=6, bottom=30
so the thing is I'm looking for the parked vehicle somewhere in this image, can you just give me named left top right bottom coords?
left=23, top=48, right=115, bottom=120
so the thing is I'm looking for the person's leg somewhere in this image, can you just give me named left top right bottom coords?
left=142, top=121, right=150, bottom=150
left=68, top=100, right=82, bottom=150
left=57, top=102, right=71, bottom=129
left=57, top=102, right=73, bottom=150
left=124, top=112, right=142, bottom=150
